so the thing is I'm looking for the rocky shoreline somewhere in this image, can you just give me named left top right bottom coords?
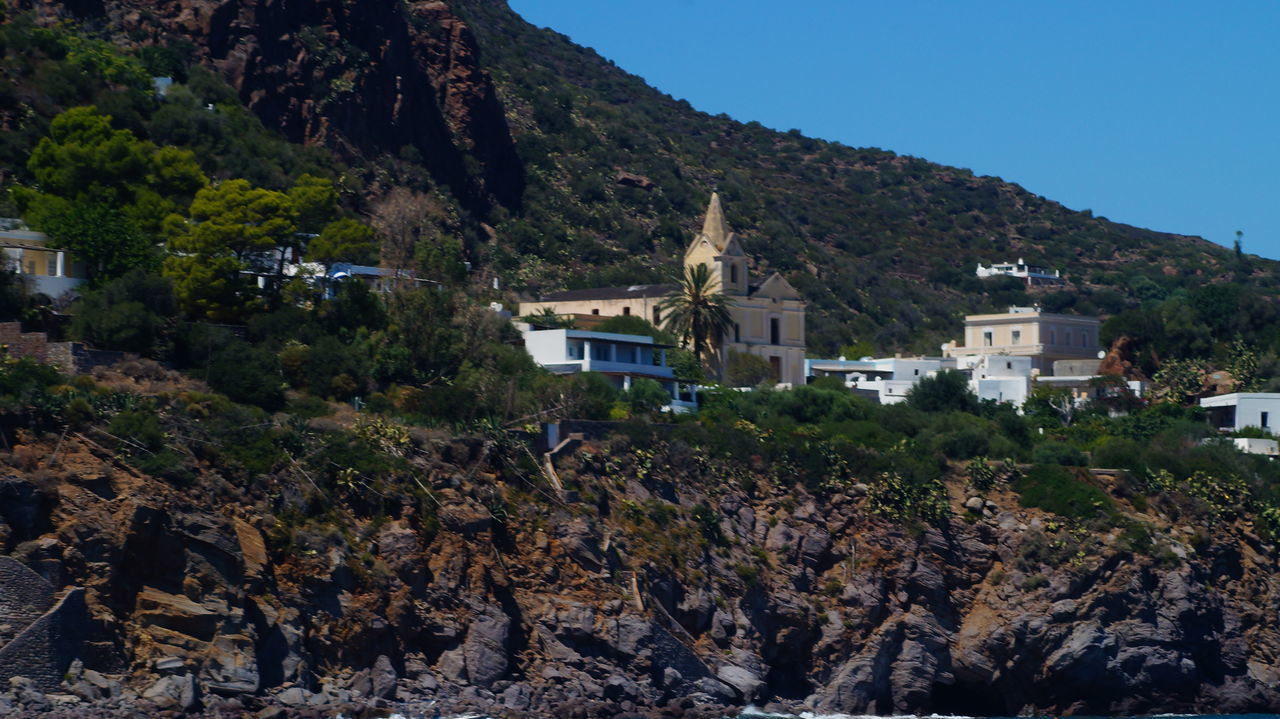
left=0, top=359, right=1276, bottom=718
left=2, top=663, right=752, bottom=719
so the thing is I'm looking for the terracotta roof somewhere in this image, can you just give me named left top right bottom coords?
left=539, top=283, right=676, bottom=302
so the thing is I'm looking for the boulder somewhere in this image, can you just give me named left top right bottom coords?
left=370, top=654, right=398, bottom=700
left=463, top=609, right=510, bottom=687
left=142, top=673, right=199, bottom=712
left=135, top=587, right=221, bottom=641
left=274, top=686, right=311, bottom=707
left=716, top=665, right=763, bottom=700
left=200, top=633, right=259, bottom=695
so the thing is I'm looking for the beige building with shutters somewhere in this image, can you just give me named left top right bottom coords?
left=519, top=193, right=807, bottom=385
left=942, top=307, right=1101, bottom=375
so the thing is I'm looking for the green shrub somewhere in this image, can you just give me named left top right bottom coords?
left=968, top=456, right=998, bottom=491
left=1032, top=441, right=1088, bottom=467
left=906, top=369, right=978, bottom=413
left=205, top=341, right=286, bottom=411
left=936, top=426, right=991, bottom=460
left=867, top=469, right=950, bottom=522
left=627, top=378, right=670, bottom=414
left=286, top=395, right=332, bottom=419
left=1014, top=465, right=1114, bottom=521
left=726, top=349, right=775, bottom=387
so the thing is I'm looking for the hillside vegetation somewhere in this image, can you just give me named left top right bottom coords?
left=1, top=4, right=1280, bottom=717
left=2, top=0, right=1279, bottom=359
left=450, top=0, right=1279, bottom=355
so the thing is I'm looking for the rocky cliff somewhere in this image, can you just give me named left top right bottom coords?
left=1, top=369, right=1278, bottom=717
left=38, top=0, right=524, bottom=212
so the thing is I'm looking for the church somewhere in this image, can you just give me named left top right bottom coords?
left=518, top=193, right=807, bottom=386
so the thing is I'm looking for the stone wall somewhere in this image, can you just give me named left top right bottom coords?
left=0, top=588, right=88, bottom=692
left=0, top=322, right=126, bottom=374
left=0, top=321, right=49, bottom=363
left=0, top=557, right=54, bottom=646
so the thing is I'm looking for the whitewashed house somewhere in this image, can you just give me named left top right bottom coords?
left=805, top=356, right=954, bottom=405
left=1201, top=393, right=1280, bottom=433
left=976, top=258, right=1064, bottom=286
left=520, top=326, right=697, bottom=412
left=955, top=354, right=1034, bottom=405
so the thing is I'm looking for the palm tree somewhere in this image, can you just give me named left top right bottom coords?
left=660, top=263, right=734, bottom=371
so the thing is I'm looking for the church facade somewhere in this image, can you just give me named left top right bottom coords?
left=518, top=193, right=807, bottom=386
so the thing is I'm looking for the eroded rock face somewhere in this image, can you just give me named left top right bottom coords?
left=2, top=427, right=1280, bottom=718
left=38, top=0, right=523, bottom=212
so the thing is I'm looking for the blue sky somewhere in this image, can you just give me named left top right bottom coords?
left=509, top=1, right=1280, bottom=259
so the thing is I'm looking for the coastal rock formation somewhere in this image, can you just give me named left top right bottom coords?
left=0, top=417, right=1278, bottom=717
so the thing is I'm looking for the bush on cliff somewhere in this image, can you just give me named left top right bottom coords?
left=1015, top=465, right=1115, bottom=522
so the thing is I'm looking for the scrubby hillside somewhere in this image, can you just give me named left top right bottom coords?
left=4, top=0, right=1279, bottom=356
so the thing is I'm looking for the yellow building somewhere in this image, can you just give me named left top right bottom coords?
left=518, top=193, right=807, bottom=385
left=0, top=225, right=86, bottom=298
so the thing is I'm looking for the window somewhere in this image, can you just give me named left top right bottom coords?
left=1263, top=412, right=1270, bottom=429
left=1049, top=329, right=1056, bottom=345
left=913, top=369, right=919, bottom=376
left=983, top=330, right=993, bottom=347
left=770, top=318, right=780, bottom=345
left=46, top=258, right=56, bottom=276
left=730, top=264, right=738, bottom=284
left=733, top=323, right=740, bottom=342
left=1011, top=330, right=1021, bottom=345
left=653, top=307, right=661, bottom=325
left=769, top=356, right=782, bottom=381
left=1006, top=361, right=1012, bottom=369
left=622, top=306, right=631, bottom=316
left=591, top=309, right=599, bottom=315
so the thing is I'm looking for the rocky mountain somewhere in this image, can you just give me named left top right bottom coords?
left=17, top=0, right=522, bottom=211
left=0, top=363, right=1277, bottom=717
left=14, top=0, right=1277, bottom=354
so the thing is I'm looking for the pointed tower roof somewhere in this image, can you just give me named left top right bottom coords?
left=697, top=192, right=736, bottom=252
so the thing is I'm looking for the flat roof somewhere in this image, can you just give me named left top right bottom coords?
left=526, top=328, right=675, bottom=348
left=0, top=230, right=67, bottom=252
left=964, top=311, right=1099, bottom=324
left=1201, top=392, right=1280, bottom=407
left=539, top=283, right=677, bottom=302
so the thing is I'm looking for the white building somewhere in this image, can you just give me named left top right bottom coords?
left=1200, top=393, right=1280, bottom=433
left=520, top=327, right=697, bottom=412
left=806, top=356, right=953, bottom=405
left=976, top=258, right=1064, bottom=286
left=806, top=354, right=1041, bottom=407
left=955, top=354, right=1035, bottom=406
